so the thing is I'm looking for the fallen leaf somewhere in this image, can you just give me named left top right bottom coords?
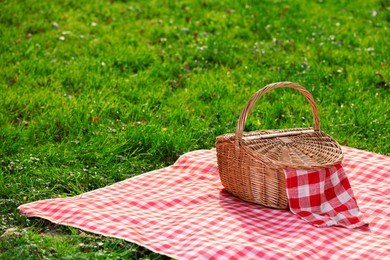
left=88, top=116, right=100, bottom=123
left=106, top=16, right=113, bottom=24
left=280, top=5, right=289, bottom=17
left=7, top=78, right=17, bottom=86
left=1, top=228, right=23, bottom=240
left=131, top=118, right=148, bottom=127
left=225, top=9, right=235, bottom=14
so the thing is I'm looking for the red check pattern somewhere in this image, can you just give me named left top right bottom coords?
left=19, top=147, right=390, bottom=259
left=284, top=165, right=367, bottom=228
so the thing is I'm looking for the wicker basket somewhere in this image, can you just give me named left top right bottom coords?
left=216, top=82, right=344, bottom=209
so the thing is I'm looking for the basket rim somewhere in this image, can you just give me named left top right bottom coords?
left=216, top=128, right=344, bottom=170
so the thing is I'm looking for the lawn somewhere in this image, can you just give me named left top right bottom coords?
left=0, top=0, right=389, bottom=258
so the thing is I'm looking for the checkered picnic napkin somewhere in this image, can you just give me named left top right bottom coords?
left=19, top=147, right=390, bottom=259
left=284, top=164, right=367, bottom=228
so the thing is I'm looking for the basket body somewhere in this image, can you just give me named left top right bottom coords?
left=216, top=82, right=343, bottom=209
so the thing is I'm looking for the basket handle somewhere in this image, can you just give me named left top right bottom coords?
left=235, top=82, right=320, bottom=142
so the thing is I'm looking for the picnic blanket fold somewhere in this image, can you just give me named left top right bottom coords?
left=284, top=164, right=367, bottom=228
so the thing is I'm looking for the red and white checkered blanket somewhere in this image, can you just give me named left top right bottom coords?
left=19, top=147, right=390, bottom=259
left=284, top=164, right=367, bottom=228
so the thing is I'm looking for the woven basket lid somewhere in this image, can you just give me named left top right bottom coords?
left=217, top=82, right=344, bottom=170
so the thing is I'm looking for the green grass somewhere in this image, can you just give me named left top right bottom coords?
left=1, top=0, right=389, bottom=258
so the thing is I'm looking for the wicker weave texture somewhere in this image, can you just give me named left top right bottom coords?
left=216, top=82, right=343, bottom=209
